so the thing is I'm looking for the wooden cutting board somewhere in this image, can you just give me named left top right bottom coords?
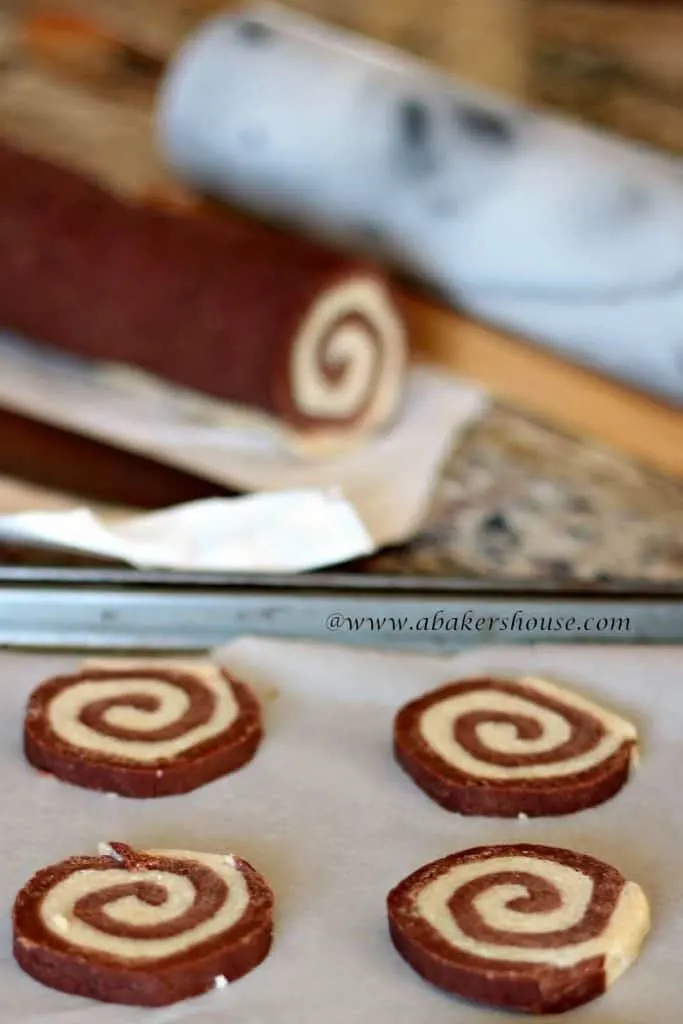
left=404, top=295, right=683, bottom=480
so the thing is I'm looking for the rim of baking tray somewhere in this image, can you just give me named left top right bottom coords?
left=0, top=568, right=680, bottom=598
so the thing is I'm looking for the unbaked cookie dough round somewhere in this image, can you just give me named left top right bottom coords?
left=13, top=842, right=274, bottom=1006
left=387, top=843, right=650, bottom=1015
left=394, top=676, right=637, bottom=816
left=24, top=661, right=262, bottom=797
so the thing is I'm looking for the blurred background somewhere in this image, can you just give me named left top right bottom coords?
left=5, top=0, right=682, bottom=152
left=0, top=0, right=682, bottom=583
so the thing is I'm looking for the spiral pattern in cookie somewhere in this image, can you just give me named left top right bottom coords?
left=13, top=843, right=274, bottom=1006
left=388, top=844, right=650, bottom=1014
left=394, top=676, right=637, bottom=816
left=24, top=661, right=262, bottom=797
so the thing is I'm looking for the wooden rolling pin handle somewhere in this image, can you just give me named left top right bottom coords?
left=20, top=13, right=165, bottom=87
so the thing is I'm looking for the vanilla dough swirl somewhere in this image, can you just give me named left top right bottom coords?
left=38, top=663, right=239, bottom=763
left=418, top=677, right=636, bottom=781
left=40, top=846, right=249, bottom=960
left=289, top=276, right=406, bottom=432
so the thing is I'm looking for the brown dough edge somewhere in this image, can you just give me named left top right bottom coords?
left=386, top=915, right=605, bottom=1015
left=13, top=855, right=273, bottom=1007
left=393, top=734, right=633, bottom=816
left=24, top=676, right=262, bottom=798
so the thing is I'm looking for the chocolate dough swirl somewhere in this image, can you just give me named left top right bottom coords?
left=443, top=846, right=624, bottom=949
left=76, top=669, right=216, bottom=743
left=448, top=679, right=606, bottom=769
left=73, top=846, right=229, bottom=940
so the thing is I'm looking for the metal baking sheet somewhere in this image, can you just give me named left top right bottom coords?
left=0, top=569, right=680, bottom=651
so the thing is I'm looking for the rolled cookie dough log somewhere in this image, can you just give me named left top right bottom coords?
left=0, top=140, right=407, bottom=439
left=13, top=842, right=274, bottom=1007
left=24, top=661, right=263, bottom=797
left=393, top=676, right=637, bottom=816
left=387, top=843, right=650, bottom=1015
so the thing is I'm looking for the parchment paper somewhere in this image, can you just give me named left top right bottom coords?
left=0, top=490, right=375, bottom=572
left=0, top=640, right=679, bottom=1023
left=0, top=334, right=487, bottom=549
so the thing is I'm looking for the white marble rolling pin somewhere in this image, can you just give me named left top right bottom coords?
left=157, top=3, right=683, bottom=406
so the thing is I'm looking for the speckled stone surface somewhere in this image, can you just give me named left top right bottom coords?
left=1, top=2, right=683, bottom=582
left=362, top=405, right=683, bottom=581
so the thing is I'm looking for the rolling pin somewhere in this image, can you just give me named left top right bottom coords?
left=156, top=3, right=683, bottom=407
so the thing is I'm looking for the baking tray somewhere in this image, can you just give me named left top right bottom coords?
left=0, top=568, right=680, bottom=651
left=1, top=639, right=679, bottom=1023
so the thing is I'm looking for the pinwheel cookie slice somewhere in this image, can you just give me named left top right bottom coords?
left=13, top=842, right=274, bottom=1006
left=388, top=844, right=650, bottom=1015
left=24, top=660, right=262, bottom=797
left=394, top=676, right=637, bottom=816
